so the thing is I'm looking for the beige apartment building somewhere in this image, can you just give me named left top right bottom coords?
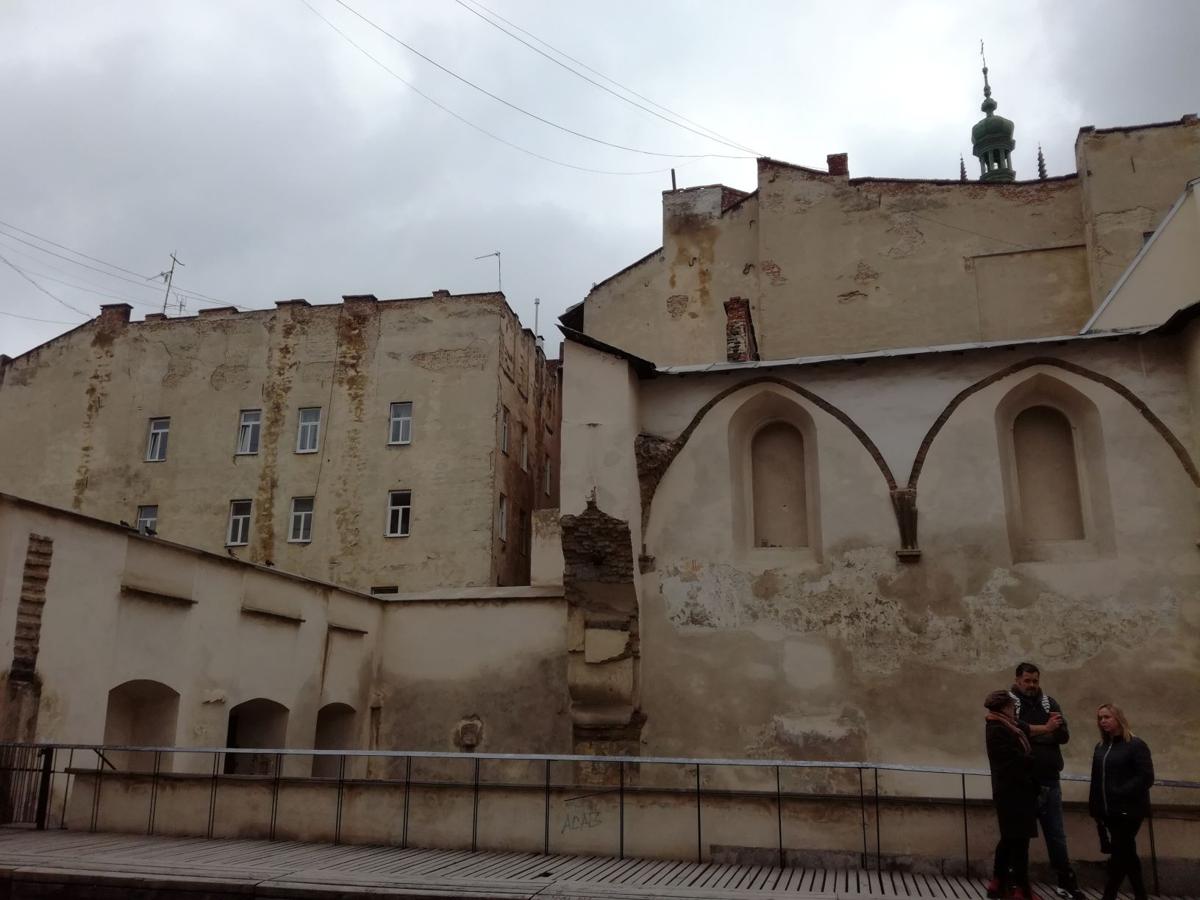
left=0, top=291, right=561, bottom=591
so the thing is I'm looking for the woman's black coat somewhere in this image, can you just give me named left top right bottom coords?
left=986, top=719, right=1038, bottom=839
left=1089, top=735, right=1154, bottom=820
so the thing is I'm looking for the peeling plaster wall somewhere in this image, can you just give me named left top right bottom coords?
left=624, top=337, right=1200, bottom=780
left=582, top=189, right=758, bottom=367
left=0, top=294, right=560, bottom=593
left=375, top=598, right=570, bottom=754
left=1076, top=118, right=1200, bottom=307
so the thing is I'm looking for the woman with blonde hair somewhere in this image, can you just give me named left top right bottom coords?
left=1088, top=704, right=1154, bottom=900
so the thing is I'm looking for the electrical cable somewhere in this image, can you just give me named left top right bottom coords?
left=0, top=252, right=91, bottom=318
left=450, top=0, right=760, bottom=156
left=329, top=0, right=753, bottom=160
left=0, top=222, right=247, bottom=309
left=301, top=0, right=684, bottom=176
left=456, top=0, right=758, bottom=157
left=0, top=237, right=165, bottom=309
left=0, top=309, right=81, bottom=326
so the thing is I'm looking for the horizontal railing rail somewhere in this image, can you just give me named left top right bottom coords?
left=1, top=741, right=1195, bottom=896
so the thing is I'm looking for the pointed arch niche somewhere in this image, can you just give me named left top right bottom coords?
left=729, top=388, right=822, bottom=562
left=995, top=373, right=1115, bottom=562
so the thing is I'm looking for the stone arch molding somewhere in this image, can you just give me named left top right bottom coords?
left=635, top=376, right=899, bottom=550
left=635, top=359, right=1199, bottom=559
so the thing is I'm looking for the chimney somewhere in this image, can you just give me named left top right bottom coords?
left=98, top=303, right=132, bottom=326
left=724, top=298, right=760, bottom=363
left=827, top=153, right=849, bottom=177
left=198, top=306, right=238, bottom=317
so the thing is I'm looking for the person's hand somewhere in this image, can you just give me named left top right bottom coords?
left=1045, top=713, right=1063, bottom=731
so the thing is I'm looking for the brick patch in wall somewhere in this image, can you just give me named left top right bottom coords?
left=11, top=534, right=53, bottom=681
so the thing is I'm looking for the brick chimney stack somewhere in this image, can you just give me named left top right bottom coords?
left=724, top=298, right=760, bottom=363
left=827, top=153, right=849, bottom=177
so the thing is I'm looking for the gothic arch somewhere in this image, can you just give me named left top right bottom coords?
left=907, top=357, right=1200, bottom=491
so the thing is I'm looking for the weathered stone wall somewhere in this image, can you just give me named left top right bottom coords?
left=567, top=333, right=1200, bottom=783
left=580, top=117, right=1200, bottom=365
left=0, top=292, right=560, bottom=592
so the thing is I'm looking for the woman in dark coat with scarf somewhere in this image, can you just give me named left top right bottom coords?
left=985, top=689, right=1039, bottom=900
left=1089, top=703, right=1154, bottom=900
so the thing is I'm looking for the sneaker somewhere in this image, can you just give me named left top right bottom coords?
left=1053, top=885, right=1085, bottom=900
left=986, top=880, right=1002, bottom=899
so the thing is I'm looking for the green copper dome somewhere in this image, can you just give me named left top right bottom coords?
left=971, top=63, right=1016, bottom=182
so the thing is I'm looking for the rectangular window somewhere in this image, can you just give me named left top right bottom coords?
left=236, top=409, right=262, bottom=455
left=544, top=456, right=552, bottom=496
left=388, top=402, right=413, bottom=445
left=500, top=406, right=510, bottom=454
left=136, top=505, right=158, bottom=533
left=227, top=499, right=252, bottom=546
left=289, top=497, right=314, bottom=543
left=520, top=425, right=529, bottom=471
left=296, top=407, right=321, bottom=453
left=145, top=417, right=170, bottom=461
left=386, top=490, right=412, bottom=537
left=498, top=494, right=508, bottom=542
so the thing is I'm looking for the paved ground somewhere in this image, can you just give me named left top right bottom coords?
left=0, top=829, right=1175, bottom=899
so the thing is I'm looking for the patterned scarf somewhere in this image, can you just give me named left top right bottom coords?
left=986, top=711, right=1032, bottom=754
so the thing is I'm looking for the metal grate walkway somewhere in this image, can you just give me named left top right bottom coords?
left=0, top=829, right=1185, bottom=899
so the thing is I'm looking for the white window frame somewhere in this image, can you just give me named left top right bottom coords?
left=135, top=505, right=158, bottom=532
left=145, top=417, right=170, bottom=462
left=288, top=497, right=314, bottom=543
left=236, top=409, right=262, bottom=455
left=498, top=494, right=508, bottom=542
left=544, top=456, right=552, bottom=496
left=500, top=407, right=510, bottom=455
left=227, top=499, right=252, bottom=546
left=386, top=490, right=412, bottom=537
left=388, top=402, right=413, bottom=446
left=296, top=407, right=321, bottom=454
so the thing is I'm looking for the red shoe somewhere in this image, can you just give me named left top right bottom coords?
left=986, top=880, right=1001, bottom=899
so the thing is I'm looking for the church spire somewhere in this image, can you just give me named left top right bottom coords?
left=971, top=42, right=1016, bottom=182
left=1037, top=144, right=1047, bottom=180
left=960, top=154, right=967, bottom=182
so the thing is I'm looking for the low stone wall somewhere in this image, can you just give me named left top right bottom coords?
left=63, top=769, right=1200, bottom=893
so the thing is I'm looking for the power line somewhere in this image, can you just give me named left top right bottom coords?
left=452, top=0, right=760, bottom=156
left=0, top=252, right=91, bottom=318
left=0, top=309, right=81, bottom=326
left=0, top=237, right=163, bottom=308
left=300, top=0, right=683, bottom=176
left=0, top=222, right=246, bottom=309
left=330, top=0, right=753, bottom=160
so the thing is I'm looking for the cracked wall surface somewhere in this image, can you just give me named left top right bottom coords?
left=619, top=337, right=1200, bottom=780
left=581, top=119, right=1199, bottom=365
left=0, top=293, right=559, bottom=593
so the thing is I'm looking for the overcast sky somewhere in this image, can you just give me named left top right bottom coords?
left=2, top=0, right=1197, bottom=359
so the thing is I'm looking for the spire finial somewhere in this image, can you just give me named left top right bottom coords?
left=960, top=154, right=968, bottom=182
left=979, top=40, right=996, bottom=113
left=1037, top=144, right=1047, bottom=180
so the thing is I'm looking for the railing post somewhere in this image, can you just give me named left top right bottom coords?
left=618, top=760, right=625, bottom=860
left=146, top=750, right=161, bottom=835
left=88, top=751, right=103, bottom=833
left=543, top=758, right=550, bottom=855
left=401, top=755, right=411, bottom=849
left=960, top=772, right=969, bottom=875
left=34, top=748, right=53, bottom=831
left=858, top=767, right=868, bottom=868
left=334, top=754, right=346, bottom=845
left=59, top=748, right=73, bottom=830
left=775, top=765, right=784, bottom=870
left=874, top=767, right=882, bottom=877
left=206, top=752, right=219, bottom=839
left=471, top=757, right=480, bottom=852
left=1147, top=804, right=1160, bottom=896
left=695, top=763, right=702, bottom=864
left=269, top=752, right=282, bottom=840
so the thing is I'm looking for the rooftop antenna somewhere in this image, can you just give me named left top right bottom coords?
left=474, top=251, right=501, bottom=293
left=533, top=296, right=540, bottom=336
left=154, top=252, right=184, bottom=314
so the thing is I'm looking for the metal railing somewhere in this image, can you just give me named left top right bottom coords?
left=1, top=742, right=1196, bottom=893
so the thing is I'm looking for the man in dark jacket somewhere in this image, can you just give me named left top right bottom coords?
left=1010, top=662, right=1083, bottom=900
